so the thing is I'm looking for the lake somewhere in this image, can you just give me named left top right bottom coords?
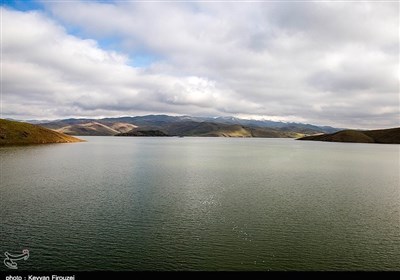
left=1, top=137, right=399, bottom=271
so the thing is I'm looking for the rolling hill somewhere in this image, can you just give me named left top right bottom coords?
left=43, top=120, right=137, bottom=136
left=109, top=122, right=138, bottom=133
left=55, top=122, right=120, bottom=136
left=297, top=127, right=400, bottom=144
left=0, top=119, right=84, bottom=145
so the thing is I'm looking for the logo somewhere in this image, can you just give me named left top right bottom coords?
left=4, top=249, right=29, bottom=269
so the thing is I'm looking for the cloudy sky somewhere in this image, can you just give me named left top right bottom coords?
left=1, top=0, right=399, bottom=129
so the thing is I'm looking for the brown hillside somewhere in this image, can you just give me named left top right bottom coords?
left=298, top=127, right=400, bottom=144
left=0, top=119, right=84, bottom=145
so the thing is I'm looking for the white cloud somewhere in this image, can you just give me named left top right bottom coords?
left=2, top=7, right=251, bottom=120
left=2, top=1, right=399, bottom=129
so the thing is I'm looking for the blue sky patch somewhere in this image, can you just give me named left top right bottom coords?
left=1, top=0, right=43, bottom=11
left=1, top=0, right=158, bottom=68
left=129, top=53, right=159, bottom=68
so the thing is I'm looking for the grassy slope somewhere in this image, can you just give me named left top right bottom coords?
left=0, top=119, right=85, bottom=145
left=298, top=127, right=400, bottom=144
left=363, top=128, right=400, bottom=144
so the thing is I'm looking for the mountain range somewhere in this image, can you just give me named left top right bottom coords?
left=3, top=116, right=398, bottom=144
left=34, top=115, right=340, bottom=138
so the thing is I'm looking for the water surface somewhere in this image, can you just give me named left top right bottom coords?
left=1, top=137, right=399, bottom=270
